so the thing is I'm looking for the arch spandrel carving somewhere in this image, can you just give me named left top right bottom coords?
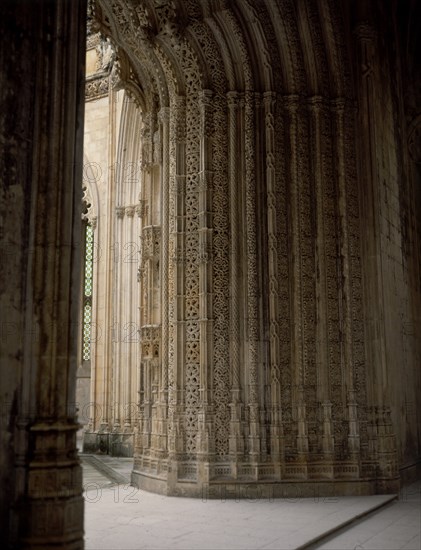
left=296, top=0, right=330, bottom=96
left=265, top=0, right=307, bottom=95
left=235, top=0, right=274, bottom=91
left=95, top=0, right=170, bottom=108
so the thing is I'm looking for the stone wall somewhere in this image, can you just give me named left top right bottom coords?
left=84, top=0, right=421, bottom=496
left=0, top=0, right=86, bottom=546
left=351, top=0, right=421, bottom=480
left=0, top=0, right=419, bottom=545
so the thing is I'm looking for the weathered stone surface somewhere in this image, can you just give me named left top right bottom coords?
left=1, top=0, right=420, bottom=545
left=80, top=0, right=420, bottom=497
left=0, top=0, right=86, bottom=546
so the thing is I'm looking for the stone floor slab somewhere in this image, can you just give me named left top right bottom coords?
left=82, top=455, right=412, bottom=550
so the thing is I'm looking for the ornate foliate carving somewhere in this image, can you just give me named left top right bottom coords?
left=87, top=31, right=101, bottom=50
left=140, top=226, right=161, bottom=261
left=85, top=76, right=110, bottom=101
left=82, top=185, right=95, bottom=225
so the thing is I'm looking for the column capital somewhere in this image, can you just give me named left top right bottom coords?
left=116, top=206, right=125, bottom=219
left=307, top=95, right=326, bottom=110
left=283, top=94, right=299, bottom=112
left=199, top=89, right=213, bottom=106
left=227, top=91, right=240, bottom=108
left=330, top=97, right=346, bottom=113
left=158, top=106, right=170, bottom=123
left=263, top=91, right=277, bottom=109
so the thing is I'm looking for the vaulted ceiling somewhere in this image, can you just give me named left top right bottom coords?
left=92, top=0, right=352, bottom=111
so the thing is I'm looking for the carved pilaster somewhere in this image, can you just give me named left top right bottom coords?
left=156, top=106, right=170, bottom=456
left=284, top=94, right=309, bottom=459
left=308, top=96, right=335, bottom=456
left=244, top=90, right=261, bottom=457
left=211, top=91, right=231, bottom=458
left=332, top=97, right=361, bottom=457
left=167, top=97, right=186, bottom=461
left=321, top=401, right=335, bottom=455
left=264, top=91, right=283, bottom=460
left=113, top=203, right=125, bottom=430
left=181, top=90, right=201, bottom=459
left=141, top=113, right=153, bottom=168
left=227, top=91, right=244, bottom=456
left=197, top=90, right=214, bottom=458
left=347, top=390, right=360, bottom=456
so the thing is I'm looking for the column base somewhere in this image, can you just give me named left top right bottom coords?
left=130, top=457, right=400, bottom=498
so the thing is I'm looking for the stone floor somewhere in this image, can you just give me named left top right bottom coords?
left=81, top=455, right=420, bottom=550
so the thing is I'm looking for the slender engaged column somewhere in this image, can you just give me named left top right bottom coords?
left=264, top=92, right=283, bottom=461
left=284, top=95, right=309, bottom=458
left=0, top=0, right=87, bottom=546
left=227, top=91, right=244, bottom=458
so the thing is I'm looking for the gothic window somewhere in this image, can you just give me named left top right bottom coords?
left=82, top=222, right=94, bottom=362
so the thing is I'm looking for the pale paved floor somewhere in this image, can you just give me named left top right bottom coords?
left=308, top=482, right=420, bottom=550
left=81, top=455, right=420, bottom=550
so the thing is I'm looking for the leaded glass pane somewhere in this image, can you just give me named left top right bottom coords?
left=82, top=223, right=94, bottom=361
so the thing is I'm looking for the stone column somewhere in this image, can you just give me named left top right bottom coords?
left=197, top=90, right=215, bottom=471
left=284, top=95, right=309, bottom=463
left=308, top=96, right=335, bottom=458
left=227, top=92, right=245, bottom=459
left=0, top=0, right=86, bottom=547
left=244, top=91, right=261, bottom=461
left=113, top=206, right=125, bottom=431
left=167, top=96, right=186, bottom=470
left=159, top=106, right=170, bottom=384
left=124, top=205, right=136, bottom=431
left=263, top=92, right=284, bottom=464
left=332, top=98, right=360, bottom=459
left=354, top=21, right=398, bottom=490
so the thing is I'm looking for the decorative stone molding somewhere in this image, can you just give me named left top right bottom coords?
left=140, top=325, right=161, bottom=359
left=136, top=200, right=146, bottom=218
left=115, top=206, right=125, bottom=219
left=82, top=184, right=95, bottom=224
left=87, top=31, right=101, bottom=50
left=85, top=74, right=110, bottom=101
left=140, top=225, right=161, bottom=261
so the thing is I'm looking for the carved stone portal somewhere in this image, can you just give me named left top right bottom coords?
left=80, top=0, right=421, bottom=498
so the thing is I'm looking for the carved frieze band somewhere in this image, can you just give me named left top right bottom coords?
left=85, top=74, right=110, bottom=101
